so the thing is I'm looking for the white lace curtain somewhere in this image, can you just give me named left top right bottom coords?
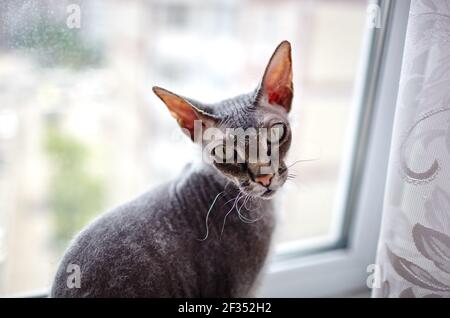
left=373, top=0, right=450, bottom=298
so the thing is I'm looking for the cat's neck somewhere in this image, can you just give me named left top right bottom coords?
left=178, top=161, right=269, bottom=205
left=171, top=161, right=275, bottom=245
left=181, top=161, right=235, bottom=192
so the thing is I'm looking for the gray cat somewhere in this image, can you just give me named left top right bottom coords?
left=51, top=41, right=294, bottom=298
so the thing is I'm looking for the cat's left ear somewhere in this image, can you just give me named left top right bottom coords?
left=152, top=86, right=217, bottom=141
left=257, top=40, right=293, bottom=113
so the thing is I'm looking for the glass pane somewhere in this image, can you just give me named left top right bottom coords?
left=0, top=0, right=367, bottom=295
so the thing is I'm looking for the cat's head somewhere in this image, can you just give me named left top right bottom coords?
left=153, top=41, right=293, bottom=199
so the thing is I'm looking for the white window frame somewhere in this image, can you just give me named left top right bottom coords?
left=259, top=0, right=411, bottom=297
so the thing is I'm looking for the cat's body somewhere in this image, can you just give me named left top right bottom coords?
left=51, top=163, right=275, bottom=297
left=51, top=41, right=294, bottom=297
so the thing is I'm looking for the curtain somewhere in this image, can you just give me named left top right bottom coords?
left=373, top=0, right=450, bottom=298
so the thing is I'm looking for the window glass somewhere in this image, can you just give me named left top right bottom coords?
left=0, top=0, right=367, bottom=295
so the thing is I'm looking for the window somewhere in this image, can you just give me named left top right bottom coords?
left=260, top=0, right=411, bottom=297
left=0, top=0, right=409, bottom=296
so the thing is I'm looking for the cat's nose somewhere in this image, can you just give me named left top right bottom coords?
left=255, top=174, right=274, bottom=187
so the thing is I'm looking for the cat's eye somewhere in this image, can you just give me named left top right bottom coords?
left=268, top=123, right=286, bottom=142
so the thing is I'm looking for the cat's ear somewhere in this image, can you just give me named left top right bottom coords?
left=152, top=86, right=217, bottom=140
left=257, top=40, right=293, bottom=113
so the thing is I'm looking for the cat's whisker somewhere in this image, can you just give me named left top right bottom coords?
left=237, top=194, right=263, bottom=223
left=236, top=195, right=253, bottom=223
left=241, top=194, right=250, bottom=210
left=243, top=194, right=254, bottom=211
left=223, top=180, right=232, bottom=191
left=244, top=194, right=253, bottom=210
left=285, top=158, right=318, bottom=170
left=220, top=192, right=244, bottom=237
left=244, top=193, right=263, bottom=211
left=238, top=210, right=263, bottom=223
left=198, top=191, right=225, bottom=241
left=222, top=196, right=238, bottom=207
left=241, top=195, right=257, bottom=217
left=221, top=187, right=240, bottom=208
left=220, top=208, right=235, bottom=238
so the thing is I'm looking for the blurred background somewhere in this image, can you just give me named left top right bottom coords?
left=0, top=0, right=367, bottom=295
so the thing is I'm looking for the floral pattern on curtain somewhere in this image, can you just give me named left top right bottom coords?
left=373, top=0, right=450, bottom=298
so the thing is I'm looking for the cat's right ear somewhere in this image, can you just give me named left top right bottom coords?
left=257, top=41, right=293, bottom=113
left=152, top=86, right=217, bottom=141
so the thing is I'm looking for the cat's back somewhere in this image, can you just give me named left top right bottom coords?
left=50, top=171, right=199, bottom=297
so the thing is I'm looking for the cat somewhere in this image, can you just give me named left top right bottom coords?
left=51, top=40, right=294, bottom=297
